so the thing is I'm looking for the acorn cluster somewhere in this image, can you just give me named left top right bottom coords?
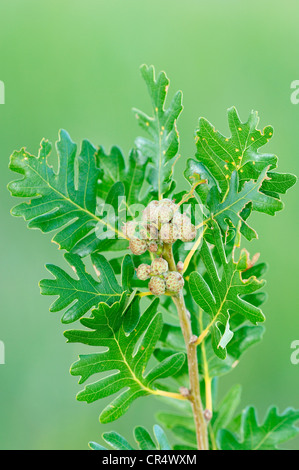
left=123, top=198, right=196, bottom=256
left=122, top=199, right=196, bottom=296
left=136, top=258, right=185, bottom=296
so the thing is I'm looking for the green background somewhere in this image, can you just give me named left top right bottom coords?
left=0, top=0, right=298, bottom=450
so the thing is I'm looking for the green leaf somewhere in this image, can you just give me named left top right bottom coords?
left=259, top=171, right=297, bottom=196
left=88, top=442, right=107, bottom=450
left=218, top=407, right=299, bottom=450
left=122, top=295, right=140, bottom=335
left=212, top=384, right=242, bottom=436
left=154, top=348, right=189, bottom=387
left=189, top=221, right=265, bottom=358
left=153, top=424, right=172, bottom=450
left=134, top=426, right=157, bottom=450
left=169, top=426, right=197, bottom=447
left=208, top=167, right=283, bottom=240
left=226, top=325, right=265, bottom=359
left=121, top=254, right=135, bottom=292
left=90, top=425, right=172, bottom=451
left=173, top=444, right=197, bottom=450
left=102, top=432, right=134, bottom=450
left=39, top=252, right=125, bottom=324
left=157, top=411, right=195, bottom=446
left=8, top=131, right=128, bottom=256
left=64, top=298, right=185, bottom=423
left=192, top=107, right=296, bottom=240
left=123, top=148, right=151, bottom=208
left=184, top=159, right=214, bottom=205
left=195, top=107, right=277, bottom=195
left=156, top=400, right=199, bottom=448
left=96, top=146, right=150, bottom=208
left=157, top=412, right=195, bottom=432
left=196, top=265, right=267, bottom=378
left=156, top=321, right=264, bottom=381
left=159, top=323, right=186, bottom=352
left=96, top=146, right=126, bottom=201
left=198, top=325, right=265, bottom=378
left=134, top=64, right=183, bottom=198
left=154, top=323, right=189, bottom=385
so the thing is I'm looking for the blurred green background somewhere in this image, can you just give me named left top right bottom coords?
left=0, top=0, right=298, bottom=450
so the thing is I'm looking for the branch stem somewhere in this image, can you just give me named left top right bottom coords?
left=172, top=292, right=209, bottom=450
left=163, top=245, right=209, bottom=451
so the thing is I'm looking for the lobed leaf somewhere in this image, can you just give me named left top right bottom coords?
left=195, top=107, right=278, bottom=195
left=212, top=384, right=242, bottom=437
left=218, top=407, right=299, bottom=450
left=134, top=65, right=183, bottom=199
left=101, top=432, right=134, bottom=450
left=188, top=107, right=296, bottom=240
left=39, top=252, right=125, bottom=324
left=90, top=424, right=172, bottom=451
left=64, top=298, right=185, bottom=423
left=96, top=145, right=150, bottom=208
left=134, top=426, right=157, bottom=450
left=207, top=167, right=283, bottom=240
left=189, top=221, right=265, bottom=358
left=8, top=131, right=128, bottom=257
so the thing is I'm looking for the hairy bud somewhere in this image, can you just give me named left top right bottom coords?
left=172, top=212, right=190, bottom=226
left=159, top=223, right=180, bottom=244
left=136, top=264, right=151, bottom=281
left=148, top=241, right=159, bottom=253
left=151, top=257, right=168, bottom=276
left=134, top=222, right=157, bottom=241
left=149, top=276, right=166, bottom=296
left=156, top=199, right=177, bottom=225
left=142, top=200, right=159, bottom=224
left=181, top=223, right=197, bottom=242
left=129, top=238, right=147, bottom=256
left=165, top=271, right=185, bottom=293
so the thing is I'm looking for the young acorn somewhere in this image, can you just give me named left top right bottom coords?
left=136, top=264, right=151, bottom=281
left=142, top=200, right=159, bottom=223
left=149, top=276, right=166, bottom=296
left=165, top=271, right=185, bottom=293
left=129, top=238, right=147, bottom=256
left=151, top=257, right=168, bottom=276
left=159, top=222, right=180, bottom=244
left=156, top=199, right=177, bottom=225
left=180, top=223, right=197, bottom=242
left=148, top=241, right=159, bottom=253
left=142, top=198, right=177, bottom=227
